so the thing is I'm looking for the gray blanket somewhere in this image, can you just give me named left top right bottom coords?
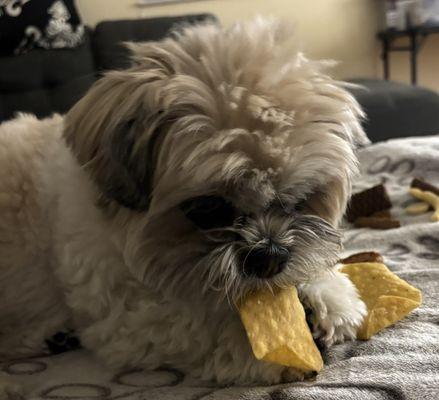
left=3, top=136, right=439, bottom=400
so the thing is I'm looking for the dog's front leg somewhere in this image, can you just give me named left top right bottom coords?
left=298, top=268, right=367, bottom=347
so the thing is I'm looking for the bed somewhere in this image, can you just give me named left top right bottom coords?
left=2, top=136, right=439, bottom=400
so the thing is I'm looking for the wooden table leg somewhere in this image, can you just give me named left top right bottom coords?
left=382, top=37, right=390, bottom=80
left=409, top=31, right=418, bottom=85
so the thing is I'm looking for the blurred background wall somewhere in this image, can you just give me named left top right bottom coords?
left=76, top=0, right=439, bottom=91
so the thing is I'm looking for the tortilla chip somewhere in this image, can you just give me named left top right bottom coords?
left=409, top=188, right=439, bottom=221
left=340, top=262, right=422, bottom=339
left=239, top=287, right=323, bottom=372
left=358, top=295, right=421, bottom=339
left=405, top=201, right=430, bottom=215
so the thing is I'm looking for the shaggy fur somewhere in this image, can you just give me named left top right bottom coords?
left=0, top=18, right=368, bottom=392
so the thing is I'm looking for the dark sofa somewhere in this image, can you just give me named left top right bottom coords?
left=1, top=13, right=439, bottom=142
left=347, top=78, right=439, bottom=142
left=0, top=14, right=214, bottom=123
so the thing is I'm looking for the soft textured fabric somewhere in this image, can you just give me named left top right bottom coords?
left=2, top=135, right=438, bottom=399
left=0, top=0, right=84, bottom=55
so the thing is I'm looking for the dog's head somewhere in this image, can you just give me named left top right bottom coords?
left=64, top=18, right=367, bottom=305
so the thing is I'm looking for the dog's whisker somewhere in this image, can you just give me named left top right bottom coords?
left=241, top=239, right=265, bottom=272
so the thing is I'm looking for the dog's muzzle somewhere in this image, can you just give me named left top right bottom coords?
left=240, top=240, right=289, bottom=279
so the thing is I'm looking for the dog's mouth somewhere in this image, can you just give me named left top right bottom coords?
left=128, top=207, right=341, bottom=307
left=199, top=213, right=342, bottom=303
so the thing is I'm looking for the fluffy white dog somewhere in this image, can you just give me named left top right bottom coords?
left=0, top=18, right=368, bottom=392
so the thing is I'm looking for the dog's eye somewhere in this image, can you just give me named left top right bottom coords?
left=180, top=196, right=236, bottom=230
left=294, top=198, right=307, bottom=212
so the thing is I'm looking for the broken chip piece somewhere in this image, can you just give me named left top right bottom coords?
left=346, top=184, right=392, bottom=222
left=354, top=216, right=400, bottom=229
left=409, top=188, right=439, bottom=221
left=411, top=177, right=439, bottom=196
left=371, top=209, right=392, bottom=218
left=405, top=201, right=430, bottom=215
left=239, top=286, right=323, bottom=373
left=359, top=295, right=421, bottom=340
left=339, top=262, right=422, bottom=339
left=340, top=251, right=383, bottom=264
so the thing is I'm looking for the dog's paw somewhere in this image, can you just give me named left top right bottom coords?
left=311, top=304, right=365, bottom=348
left=300, top=271, right=367, bottom=348
left=281, top=367, right=316, bottom=383
left=0, top=373, right=23, bottom=400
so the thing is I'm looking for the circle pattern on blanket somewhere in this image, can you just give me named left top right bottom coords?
left=389, top=159, right=415, bottom=175
left=384, top=244, right=411, bottom=257
left=4, top=360, right=47, bottom=375
left=416, top=235, right=439, bottom=260
left=367, top=155, right=391, bottom=174
left=113, top=367, right=184, bottom=388
left=416, top=235, right=439, bottom=250
left=40, top=383, right=111, bottom=399
left=417, top=252, right=439, bottom=260
left=366, top=156, right=415, bottom=177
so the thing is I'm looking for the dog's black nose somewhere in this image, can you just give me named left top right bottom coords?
left=241, top=242, right=289, bottom=279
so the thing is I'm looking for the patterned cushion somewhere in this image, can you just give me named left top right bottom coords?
left=0, top=0, right=85, bottom=56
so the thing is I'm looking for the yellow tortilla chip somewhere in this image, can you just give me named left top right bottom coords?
left=340, top=262, right=422, bottom=339
left=358, top=295, right=420, bottom=339
left=405, top=201, right=430, bottom=215
left=409, top=188, right=439, bottom=221
left=239, top=287, right=323, bottom=372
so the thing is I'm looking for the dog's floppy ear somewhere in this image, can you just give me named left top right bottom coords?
left=64, top=70, right=169, bottom=211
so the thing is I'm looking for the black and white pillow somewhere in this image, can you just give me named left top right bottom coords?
left=0, top=0, right=85, bottom=56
